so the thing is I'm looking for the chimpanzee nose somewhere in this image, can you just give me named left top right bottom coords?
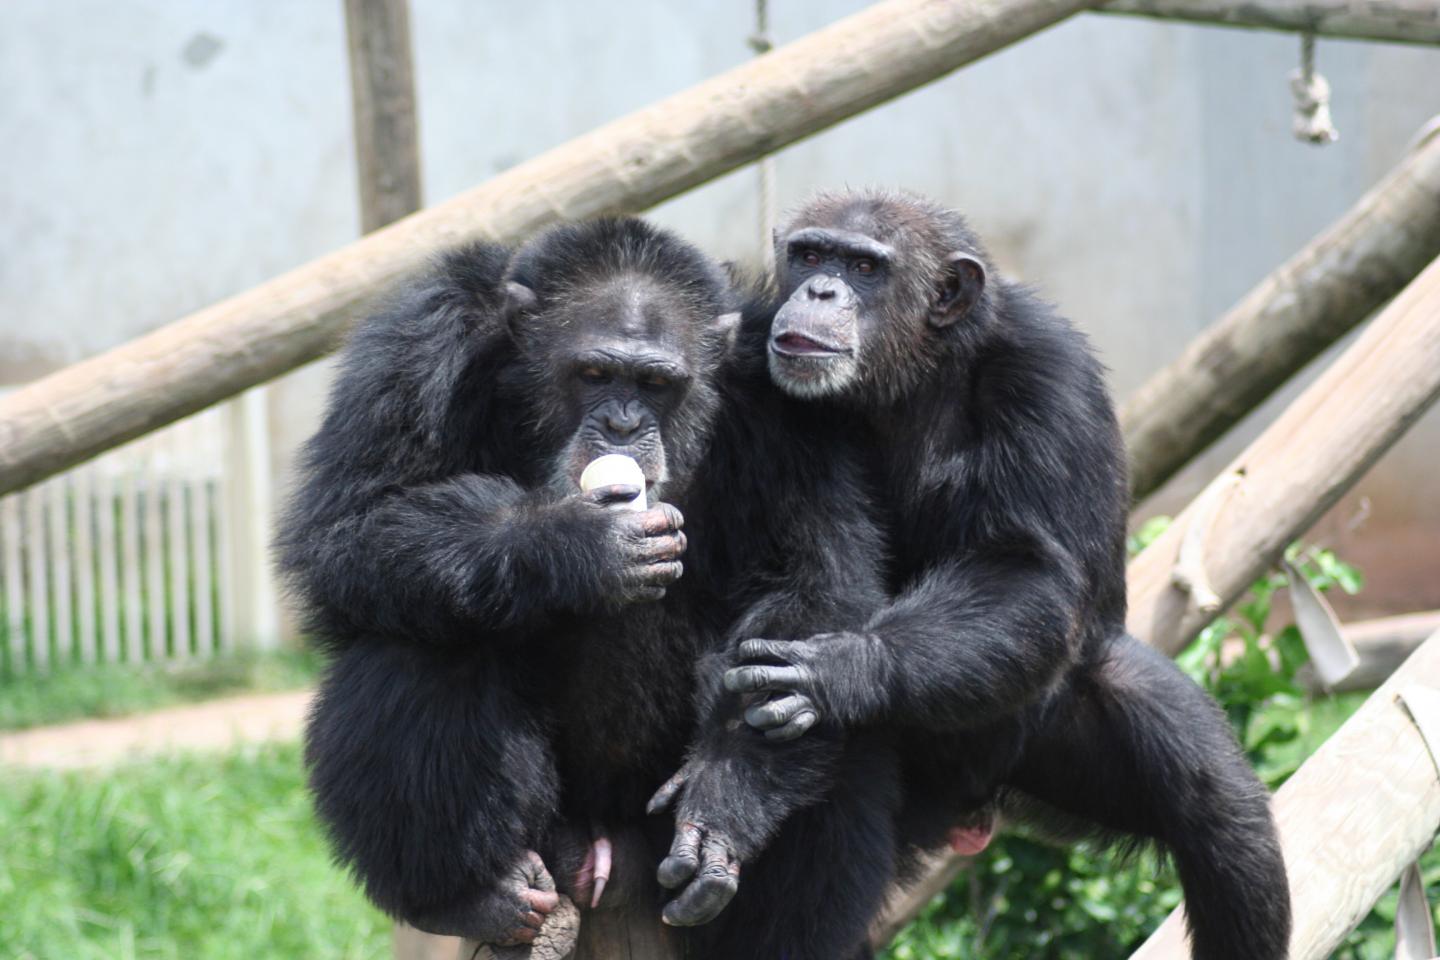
left=805, top=276, right=841, bottom=301
left=604, top=409, right=643, bottom=444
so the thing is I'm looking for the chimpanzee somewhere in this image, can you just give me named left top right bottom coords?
left=277, top=216, right=893, bottom=956
left=661, top=190, right=1292, bottom=960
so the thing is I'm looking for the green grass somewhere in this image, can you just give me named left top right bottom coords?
left=0, top=650, right=320, bottom=732
left=0, top=742, right=389, bottom=960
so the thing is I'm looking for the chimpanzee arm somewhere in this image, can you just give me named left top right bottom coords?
left=728, top=399, right=1110, bottom=735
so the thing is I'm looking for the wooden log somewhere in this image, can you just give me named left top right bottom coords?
left=344, top=0, right=423, bottom=233
left=1300, top=610, right=1440, bottom=693
left=1099, top=0, right=1440, bottom=46
left=1127, top=252, right=1440, bottom=656
left=0, top=0, right=1097, bottom=497
left=1131, top=631, right=1440, bottom=959
left=878, top=253, right=1440, bottom=941
left=1122, top=121, right=1440, bottom=500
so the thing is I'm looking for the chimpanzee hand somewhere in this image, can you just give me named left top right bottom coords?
left=723, top=632, right=891, bottom=737
left=646, top=769, right=741, bottom=926
left=583, top=485, right=686, bottom=605
left=414, top=850, right=560, bottom=946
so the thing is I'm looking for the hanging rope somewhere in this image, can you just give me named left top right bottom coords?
left=1290, top=32, right=1339, bottom=145
left=751, top=0, right=779, bottom=270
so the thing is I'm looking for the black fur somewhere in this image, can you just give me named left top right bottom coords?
left=278, top=217, right=893, bottom=956
left=708, top=190, right=1291, bottom=959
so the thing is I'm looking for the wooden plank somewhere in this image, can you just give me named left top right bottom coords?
left=1, top=495, right=24, bottom=671
left=119, top=463, right=143, bottom=664
left=1099, top=0, right=1440, bottom=46
left=25, top=486, right=48, bottom=671
left=143, top=445, right=166, bottom=661
left=167, top=452, right=191, bottom=659
left=1131, top=632, right=1440, bottom=959
left=95, top=463, right=121, bottom=664
left=46, top=476, right=72, bottom=666
left=1127, top=253, right=1440, bottom=656
left=344, top=0, right=423, bottom=233
left=1122, top=124, right=1440, bottom=500
left=0, top=0, right=1099, bottom=496
left=73, top=465, right=97, bottom=665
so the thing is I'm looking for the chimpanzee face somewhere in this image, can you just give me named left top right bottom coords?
left=505, top=274, right=725, bottom=500
left=767, top=195, right=987, bottom=403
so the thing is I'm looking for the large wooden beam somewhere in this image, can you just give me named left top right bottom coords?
left=878, top=252, right=1440, bottom=943
left=1127, top=252, right=1440, bottom=657
left=0, top=0, right=1096, bottom=497
left=1099, top=0, right=1440, bottom=46
left=1122, top=122, right=1440, bottom=500
left=1132, top=631, right=1440, bottom=959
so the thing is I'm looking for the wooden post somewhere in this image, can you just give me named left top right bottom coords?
left=1131, top=632, right=1440, bottom=959
left=877, top=253, right=1440, bottom=943
left=1098, top=0, right=1440, bottom=46
left=0, top=0, right=1099, bottom=497
left=344, top=0, right=423, bottom=234
left=1127, top=252, right=1440, bottom=657
left=1122, top=122, right=1440, bottom=501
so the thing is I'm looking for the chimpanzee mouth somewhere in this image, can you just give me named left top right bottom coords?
left=770, top=332, right=851, bottom=357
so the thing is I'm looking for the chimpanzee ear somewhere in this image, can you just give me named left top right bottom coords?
left=929, top=252, right=986, bottom=329
left=713, top=311, right=742, bottom=350
left=501, top=281, right=538, bottom=337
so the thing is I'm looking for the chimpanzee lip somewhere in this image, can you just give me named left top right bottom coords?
left=770, top=332, right=851, bottom=357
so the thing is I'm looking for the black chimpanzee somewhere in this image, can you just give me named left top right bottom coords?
left=278, top=216, right=893, bottom=956
left=662, top=191, right=1291, bottom=960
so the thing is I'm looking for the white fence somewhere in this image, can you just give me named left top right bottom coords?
left=0, top=389, right=281, bottom=674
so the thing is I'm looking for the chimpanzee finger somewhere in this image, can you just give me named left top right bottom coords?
left=723, top=665, right=806, bottom=695
left=632, top=560, right=683, bottom=587
left=661, top=842, right=739, bottom=926
left=520, top=910, right=545, bottom=931
left=764, top=709, right=818, bottom=742
left=521, top=888, right=560, bottom=914
left=581, top=483, right=644, bottom=507
left=736, top=638, right=801, bottom=665
left=631, top=531, right=686, bottom=563
left=744, top=693, right=811, bottom=730
left=657, top=823, right=703, bottom=889
left=646, top=770, right=688, bottom=815
left=522, top=850, right=557, bottom=892
left=636, top=503, right=684, bottom=536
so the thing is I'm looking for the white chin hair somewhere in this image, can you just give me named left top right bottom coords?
left=768, top=351, right=858, bottom=399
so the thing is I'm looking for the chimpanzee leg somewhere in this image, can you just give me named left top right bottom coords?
left=1008, top=634, right=1290, bottom=960
left=693, top=733, right=900, bottom=960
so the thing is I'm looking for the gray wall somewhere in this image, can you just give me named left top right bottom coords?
left=3, top=2, right=1437, bottom=613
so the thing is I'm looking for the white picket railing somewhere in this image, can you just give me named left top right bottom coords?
left=0, top=388, right=280, bottom=674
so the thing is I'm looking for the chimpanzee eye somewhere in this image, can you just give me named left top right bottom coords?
left=641, top=374, right=672, bottom=390
left=852, top=258, right=876, bottom=275
left=801, top=251, right=822, bottom=268
left=578, top=366, right=609, bottom=384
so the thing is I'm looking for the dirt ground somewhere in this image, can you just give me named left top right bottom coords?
left=0, top=688, right=312, bottom=769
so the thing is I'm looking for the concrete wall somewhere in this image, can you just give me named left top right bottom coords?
left=3, top=1, right=1437, bottom=614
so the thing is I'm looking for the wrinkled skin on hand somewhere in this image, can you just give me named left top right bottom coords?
left=723, top=632, right=892, bottom=737
left=646, top=768, right=741, bottom=927
left=585, top=486, right=687, bottom=605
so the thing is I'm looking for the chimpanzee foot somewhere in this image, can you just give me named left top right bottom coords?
left=413, top=850, right=559, bottom=945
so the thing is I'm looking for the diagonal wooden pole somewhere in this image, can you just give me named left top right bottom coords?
left=1099, top=0, right=1440, bottom=46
